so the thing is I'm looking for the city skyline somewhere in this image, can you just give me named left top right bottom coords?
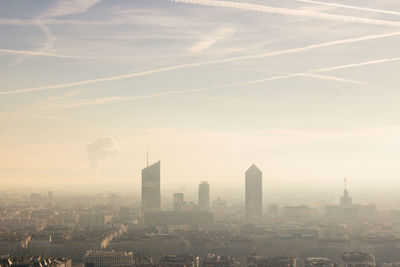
left=2, top=0, right=400, bottom=265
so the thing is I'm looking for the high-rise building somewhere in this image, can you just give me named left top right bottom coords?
left=245, top=164, right=262, bottom=220
left=199, top=181, right=210, bottom=211
left=340, top=178, right=352, bottom=206
left=142, top=161, right=161, bottom=219
left=173, top=193, right=184, bottom=211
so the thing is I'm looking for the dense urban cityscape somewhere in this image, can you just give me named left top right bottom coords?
left=2, top=0, right=400, bottom=266
left=1, top=160, right=400, bottom=266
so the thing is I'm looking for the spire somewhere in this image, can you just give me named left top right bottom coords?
left=344, top=177, right=347, bottom=190
left=146, top=149, right=149, bottom=167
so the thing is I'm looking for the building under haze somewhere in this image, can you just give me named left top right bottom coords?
left=341, top=252, right=375, bottom=267
left=142, top=161, right=161, bottom=220
left=245, top=164, right=262, bottom=220
left=199, top=181, right=210, bottom=211
left=83, top=251, right=134, bottom=267
left=173, top=193, right=184, bottom=211
left=325, top=180, right=376, bottom=221
left=305, top=257, right=334, bottom=267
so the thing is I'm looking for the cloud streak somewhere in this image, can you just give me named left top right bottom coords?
left=171, top=0, right=400, bottom=28
left=42, top=76, right=360, bottom=109
left=0, top=48, right=99, bottom=59
left=296, top=0, right=400, bottom=17
left=10, top=0, right=102, bottom=66
left=42, top=55, right=400, bottom=109
left=189, top=27, right=236, bottom=54
left=43, top=0, right=101, bottom=17
left=42, top=57, right=389, bottom=110
left=1, top=30, right=400, bottom=96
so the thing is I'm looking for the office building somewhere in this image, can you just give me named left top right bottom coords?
left=159, top=255, right=199, bottom=267
left=83, top=250, right=134, bottom=267
left=247, top=256, right=296, bottom=267
left=202, top=254, right=240, bottom=267
left=173, top=193, right=184, bottom=211
left=199, top=181, right=210, bottom=211
left=341, top=252, right=375, bottom=267
left=142, top=161, right=161, bottom=219
left=305, top=257, right=334, bottom=267
left=0, top=256, right=71, bottom=267
left=245, top=164, right=262, bottom=220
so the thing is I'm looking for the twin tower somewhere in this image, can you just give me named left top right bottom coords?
left=141, top=160, right=263, bottom=220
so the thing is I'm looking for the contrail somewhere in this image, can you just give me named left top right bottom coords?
left=42, top=73, right=362, bottom=109
left=296, top=73, right=367, bottom=85
left=44, top=56, right=400, bottom=109
left=312, top=57, right=400, bottom=73
left=296, top=0, right=400, bottom=17
left=1, top=31, right=400, bottom=96
left=0, top=48, right=106, bottom=59
left=0, top=48, right=130, bottom=60
left=171, top=0, right=400, bottom=28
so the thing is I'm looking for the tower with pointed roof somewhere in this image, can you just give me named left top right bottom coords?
left=142, top=160, right=161, bottom=220
left=340, top=177, right=352, bottom=206
left=245, top=164, right=262, bottom=220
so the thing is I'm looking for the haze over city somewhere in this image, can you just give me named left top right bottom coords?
left=3, top=1, right=400, bottom=266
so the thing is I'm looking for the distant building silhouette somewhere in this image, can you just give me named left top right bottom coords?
left=159, top=255, right=199, bottom=267
left=202, top=254, right=240, bottom=267
left=305, top=257, right=334, bottom=267
left=173, top=193, right=184, bottom=211
left=341, top=252, right=375, bottom=267
left=245, top=164, right=262, bottom=220
left=199, top=181, right=210, bottom=211
left=83, top=251, right=135, bottom=267
left=325, top=179, right=376, bottom=221
left=142, top=161, right=161, bottom=221
left=247, top=255, right=296, bottom=267
left=340, top=178, right=352, bottom=206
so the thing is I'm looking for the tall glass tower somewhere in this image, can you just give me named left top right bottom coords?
left=245, top=164, right=262, bottom=220
left=142, top=161, right=161, bottom=218
left=199, top=181, right=210, bottom=211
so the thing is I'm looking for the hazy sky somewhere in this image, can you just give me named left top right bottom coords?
left=1, top=0, right=400, bottom=192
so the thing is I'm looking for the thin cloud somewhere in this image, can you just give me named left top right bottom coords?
left=1, top=30, right=400, bottom=96
left=0, top=48, right=91, bottom=58
left=42, top=0, right=102, bottom=17
left=10, top=0, right=102, bottom=66
left=297, top=73, right=368, bottom=85
left=296, top=0, right=400, bottom=17
left=189, top=27, right=236, bottom=54
left=87, top=136, right=118, bottom=169
left=41, top=60, right=378, bottom=110
left=170, top=0, right=400, bottom=27
left=0, top=48, right=131, bottom=60
left=312, top=57, right=400, bottom=73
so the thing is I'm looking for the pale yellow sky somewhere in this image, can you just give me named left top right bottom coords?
left=1, top=0, right=400, bottom=191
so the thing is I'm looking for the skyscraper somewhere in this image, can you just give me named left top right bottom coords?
left=173, top=193, right=184, bottom=211
left=340, top=178, right=352, bottom=206
left=142, top=161, right=161, bottom=219
left=245, top=164, right=262, bottom=220
left=199, top=181, right=210, bottom=211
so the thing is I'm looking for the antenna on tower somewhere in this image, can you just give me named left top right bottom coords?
left=146, top=149, right=149, bottom=167
left=344, top=177, right=347, bottom=190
